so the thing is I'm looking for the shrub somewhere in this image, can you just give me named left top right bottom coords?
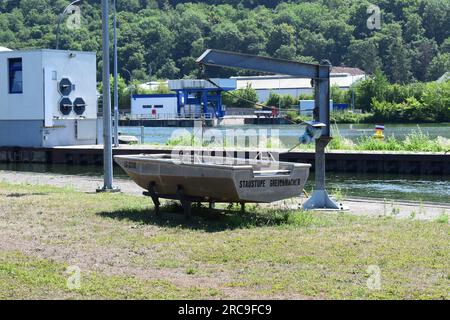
left=222, top=84, right=259, bottom=109
left=330, top=111, right=374, bottom=124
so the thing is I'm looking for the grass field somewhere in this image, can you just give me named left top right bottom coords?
left=0, top=182, right=448, bottom=300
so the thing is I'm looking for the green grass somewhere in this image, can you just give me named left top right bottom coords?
left=355, top=128, right=450, bottom=152
left=0, top=251, right=219, bottom=300
left=0, top=182, right=449, bottom=299
left=163, top=126, right=450, bottom=153
left=287, top=111, right=374, bottom=124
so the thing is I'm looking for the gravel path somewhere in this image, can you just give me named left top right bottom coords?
left=0, top=170, right=448, bottom=221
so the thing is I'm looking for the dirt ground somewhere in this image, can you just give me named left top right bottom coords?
left=0, top=170, right=448, bottom=299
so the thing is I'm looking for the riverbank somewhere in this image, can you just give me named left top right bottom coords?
left=0, top=179, right=448, bottom=299
left=3, top=144, right=449, bottom=175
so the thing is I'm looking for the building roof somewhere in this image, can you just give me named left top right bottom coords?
left=233, top=73, right=366, bottom=90
left=0, top=48, right=95, bottom=55
left=437, top=72, right=449, bottom=83
left=331, top=66, right=365, bottom=76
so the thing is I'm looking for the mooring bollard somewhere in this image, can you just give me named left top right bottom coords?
left=140, top=126, right=145, bottom=144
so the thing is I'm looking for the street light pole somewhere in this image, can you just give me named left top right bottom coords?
left=123, top=68, right=134, bottom=101
left=113, top=0, right=119, bottom=147
left=98, top=0, right=119, bottom=193
left=56, top=0, right=82, bottom=50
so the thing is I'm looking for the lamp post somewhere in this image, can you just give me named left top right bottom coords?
left=97, top=0, right=119, bottom=193
left=56, top=0, right=82, bottom=50
left=123, top=68, right=135, bottom=100
left=113, top=0, right=119, bottom=147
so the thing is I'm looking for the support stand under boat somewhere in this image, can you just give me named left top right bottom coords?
left=144, top=182, right=193, bottom=219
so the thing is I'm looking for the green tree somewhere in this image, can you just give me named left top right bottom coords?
left=345, top=39, right=381, bottom=74
left=426, top=53, right=450, bottom=81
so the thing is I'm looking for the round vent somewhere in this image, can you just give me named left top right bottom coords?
left=59, top=97, right=73, bottom=115
left=73, top=97, right=86, bottom=115
left=59, top=78, right=72, bottom=96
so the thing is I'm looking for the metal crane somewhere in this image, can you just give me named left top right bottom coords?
left=196, top=49, right=341, bottom=210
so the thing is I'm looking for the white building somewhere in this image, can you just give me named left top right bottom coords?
left=0, top=49, right=98, bottom=147
left=131, top=94, right=178, bottom=118
left=232, top=67, right=366, bottom=102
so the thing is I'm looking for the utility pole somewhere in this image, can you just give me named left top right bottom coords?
left=113, top=0, right=119, bottom=147
left=98, top=0, right=119, bottom=193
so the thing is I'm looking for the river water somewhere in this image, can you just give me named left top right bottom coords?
left=120, top=123, right=450, bottom=147
left=1, top=123, right=448, bottom=203
left=1, top=163, right=448, bottom=204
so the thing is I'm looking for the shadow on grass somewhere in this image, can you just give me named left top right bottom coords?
left=6, top=192, right=49, bottom=198
left=96, top=202, right=307, bottom=232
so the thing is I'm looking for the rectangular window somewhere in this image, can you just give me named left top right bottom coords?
left=9, top=58, right=23, bottom=94
left=154, top=105, right=164, bottom=109
left=142, top=105, right=152, bottom=109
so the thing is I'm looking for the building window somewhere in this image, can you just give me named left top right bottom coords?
left=154, top=105, right=164, bottom=109
left=9, top=58, right=23, bottom=94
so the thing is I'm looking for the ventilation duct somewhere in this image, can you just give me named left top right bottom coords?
left=59, top=97, right=73, bottom=115
left=58, top=78, right=72, bottom=96
left=73, top=97, right=86, bottom=115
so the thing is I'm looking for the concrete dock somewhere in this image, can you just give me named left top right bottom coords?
left=0, top=145, right=449, bottom=175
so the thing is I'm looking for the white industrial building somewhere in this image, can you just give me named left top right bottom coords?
left=131, top=94, right=178, bottom=118
left=0, top=49, right=98, bottom=147
left=232, top=67, right=366, bottom=102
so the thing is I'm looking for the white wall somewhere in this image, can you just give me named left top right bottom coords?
left=0, top=50, right=97, bottom=124
left=42, top=50, right=97, bottom=124
left=42, top=119, right=97, bottom=147
left=0, top=50, right=98, bottom=147
left=131, top=95, right=178, bottom=117
left=0, top=51, right=44, bottom=120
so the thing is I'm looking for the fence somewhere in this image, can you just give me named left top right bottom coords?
left=120, top=113, right=214, bottom=121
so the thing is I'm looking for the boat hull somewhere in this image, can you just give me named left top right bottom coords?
left=114, top=154, right=311, bottom=203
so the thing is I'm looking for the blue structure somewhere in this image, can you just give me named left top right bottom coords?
left=169, top=79, right=237, bottom=118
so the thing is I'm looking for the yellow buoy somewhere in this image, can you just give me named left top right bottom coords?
left=373, top=125, right=385, bottom=140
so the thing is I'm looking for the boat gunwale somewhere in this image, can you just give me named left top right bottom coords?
left=114, top=154, right=311, bottom=171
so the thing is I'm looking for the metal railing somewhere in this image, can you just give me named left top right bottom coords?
left=120, top=113, right=214, bottom=121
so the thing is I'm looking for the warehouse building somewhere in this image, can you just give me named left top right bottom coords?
left=0, top=49, right=98, bottom=147
left=232, top=67, right=366, bottom=102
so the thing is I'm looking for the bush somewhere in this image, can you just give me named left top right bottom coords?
left=353, top=69, right=450, bottom=122
left=330, top=111, right=374, bottom=124
left=266, top=93, right=298, bottom=110
left=225, top=84, right=259, bottom=108
left=371, top=97, right=435, bottom=123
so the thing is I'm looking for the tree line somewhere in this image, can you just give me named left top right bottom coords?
left=0, top=0, right=449, bottom=84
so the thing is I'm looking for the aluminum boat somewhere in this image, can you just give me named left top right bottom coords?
left=115, top=153, right=311, bottom=203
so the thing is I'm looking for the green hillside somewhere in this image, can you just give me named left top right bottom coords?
left=0, top=0, right=449, bottom=82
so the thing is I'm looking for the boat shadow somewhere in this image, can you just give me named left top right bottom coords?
left=97, top=203, right=295, bottom=232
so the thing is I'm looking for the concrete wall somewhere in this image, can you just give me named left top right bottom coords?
left=131, top=94, right=178, bottom=117
left=42, top=119, right=97, bottom=147
left=0, top=120, right=43, bottom=147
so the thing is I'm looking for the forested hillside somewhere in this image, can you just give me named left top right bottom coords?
left=0, top=0, right=449, bottom=83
